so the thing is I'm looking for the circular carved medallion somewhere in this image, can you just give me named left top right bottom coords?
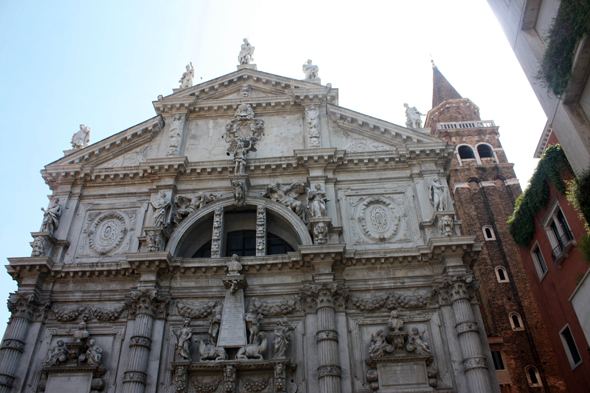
left=357, top=197, right=400, bottom=241
left=88, top=212, right=127, bottom=255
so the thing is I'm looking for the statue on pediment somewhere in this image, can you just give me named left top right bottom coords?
left=302, top=59, right=319, bottom=80
left=238, top=38, right=255, bottom=65
left=404, top=103, right=424, bottom=129
left=179, top=62, right=194, bottom=89
left=71, top=124, right=91, bottom=149
left=40, top=197, right=62, bottom=235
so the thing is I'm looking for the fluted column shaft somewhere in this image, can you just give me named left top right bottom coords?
left=451, top=289, right=492, bottom=393
left=0, top=317, right=31, bottom=393
left=315, top=289, right=341, bottom=393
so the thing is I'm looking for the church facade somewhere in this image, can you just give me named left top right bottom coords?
left=3, top=55, right=502, bottom=393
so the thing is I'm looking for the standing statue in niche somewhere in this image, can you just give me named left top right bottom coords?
left=40, top=197, right=62, bottom=235
left=150, top=191, right=171, bottom=227
left=273, top=319, right=291, bottom=359
left=71, top=124, right=91, bottom=149
left=86, top=339, right=103, bottom=366
left=179, top=62, right=194, bottom=88
left=208, top=301, right=223, bottom=344
left=238, top=38, right=255, bottom=65
left=302, top=59, right=319, bottom=80
left=404, top=103, right=423, bottom=129
left=428, top=176, right=447, bottom=212
left=231, top=138, right=255, bottom=175
left=44, top=340, right=69, bottom=367
left=406, top=327, right=431, bottom=355
left=174, top=318, right=193, bottom=361
left=307, top=184, right=329, bottom=218
left=387, top=310, right=404, bottom=332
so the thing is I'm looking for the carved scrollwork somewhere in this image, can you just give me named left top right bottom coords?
left=172, top=364, right=187, bottom=393
left=1, top=339, right=24, bottom=353
left=301, top=283, right=348, bottom=312
left=317, top=364, right=341, bottom=378
left=350, top=291, right=431, bottom=312
left=455, top=321, right=479, bottom=335
left=176, top=300, right=221, bottom=319
left=87, top=212, right=127, bottom=255
left=462, top=356, right=488, bottom=371
left=190, top=376, right=221, bottom=393
left=129, top=336, right=152, bottom=349
left=316, top=330, right=338, bottom=343
left=123, top=371, right=147, bottom=384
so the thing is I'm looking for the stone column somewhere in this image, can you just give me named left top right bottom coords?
left=449, top=276, right=492, bottom=393
left=123, top=290, right=164, bottom=393
left=211, top=208, right=224, bottom=258
left=0, top=293, right=38, bottom=393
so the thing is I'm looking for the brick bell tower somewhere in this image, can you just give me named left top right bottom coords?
left=424, top=63, right=566, bottom=393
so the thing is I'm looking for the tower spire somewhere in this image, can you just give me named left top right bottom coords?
left=432, top=64, right=462, bottom=108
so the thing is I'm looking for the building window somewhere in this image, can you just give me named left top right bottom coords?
left=542, top=203, right=575, bottom=266
left=267, top=232, right=295, bottom=255
left=225, top=230, right=257, bottom=256
left=477, top=144, right=495, bottom=162
left=509, top=312, right=524, bottom=331
left=531, top=243, right=548, bottom=280
left=193, top=241, right=212, bottom=258
left=458, top=145, right=476, bottom=160
left=482, top=225, right=495, bottom=240
left=495, top=266, right=509, bottom=283
left=491, top=351, right=505, bottom=370
left=525, top=366, right=542, bottom=387
left=560, top=325, right=582, bottom=368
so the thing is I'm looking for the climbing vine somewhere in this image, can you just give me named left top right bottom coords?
left=537, top=0, right=590, bottom=96
left=508, top=145, right=572, bottom=246
left=567, top=167, right=590, bottom=264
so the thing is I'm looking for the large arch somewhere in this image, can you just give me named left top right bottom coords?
left=166, top=196, right=313, bottom=256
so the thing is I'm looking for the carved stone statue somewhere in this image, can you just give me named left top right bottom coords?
left=307, top=184, right=329, bottom=218
left=150, top=191, right=171, bottom=227
left=387, top=310, right=403, bottom=332
left=173, top=192, right=217, bottom=225
left=236, top=332, right=267, bottom=360
left=313, top=221, right=329, bottom=244
left=232, top=180, right=246, bottom=207
left=71, top=124, right=91, bottom=149
left=262, top=182, right=306, bottom=221
left=369, top=329, right=393, bottom=358
left=439, top=215, right=454, bottom=237
left=86, top=338, right=103, bottom=366
left=305, top=105, right=321, bottom=148
left=73, top=321, right=89, bottom=342
left=241, top=84, right=251, bottom=97
left=273, top=319, right=291, bottom=359
left=227, top=254, right=243, bottom=275
left=208, top=301, right=223, bottom=344
left=244, top=310, right=262, bottom=345
left=179, top=62, right=194, bottom=89
left=31, top=236, right=45, bottom=257
left=167, top=114, right=184, bottom=157
left=174, top=319, right=193, bottom=360
left=406, top=327, right=430, bottom=355
left=232, top=138, right=254, bottom=175
left=44, top=340, right=68, bottom=367
left=238, top=38, right=255, bottom=65
left=274, top=363, right=286, bottom=392
left=302, top=59, right=319, bottom=80
left=40, top=197, right=62, bottom=234
left=404, top=103, right=423, bottom=129
left=194, top=337, right=227, bottom=361
left=429, top=176, right=447, bottom=211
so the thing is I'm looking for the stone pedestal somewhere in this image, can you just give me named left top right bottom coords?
left=237, top=64, right=257, bottom=70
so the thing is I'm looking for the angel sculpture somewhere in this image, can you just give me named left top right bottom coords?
left=227, top=137, right=256, bottom=175
left=406, top=328, right=431, bottom=355
left=368, top=329, right=393, bottom=358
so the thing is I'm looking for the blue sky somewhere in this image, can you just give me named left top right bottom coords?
left=0, top=0, right=546, bottom=334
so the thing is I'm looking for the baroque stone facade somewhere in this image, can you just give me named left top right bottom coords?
left=5, top=62, right=502, bottom=393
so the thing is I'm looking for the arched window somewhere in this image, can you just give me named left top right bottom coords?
left=458, top=145, right=476, bottom=160
left=477, top=144, right=494, bottom=158
left=225, top=230, right=257, bottom=256
left=495, top=266, right=509, bottom=283
left=482, top=225, right=495, bottom=241
left=525, top=366, right=542, bottom=387
left=509, top=312, right=524, bottom=331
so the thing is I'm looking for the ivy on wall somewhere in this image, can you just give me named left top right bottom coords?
left=537, top=0, right=590, bottom=96
left=508, top=145, right=572, bottom=247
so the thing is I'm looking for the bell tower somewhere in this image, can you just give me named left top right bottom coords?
left=425, top=64, right=567, bottom=392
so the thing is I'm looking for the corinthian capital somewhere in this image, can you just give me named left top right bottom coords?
left=301, top=283, right=348, bottom=312
left=127, top=289, right=169, bottom=318
left=7, top=292, right=46, bottom=321
left=432, top=273, right=478, bottom=305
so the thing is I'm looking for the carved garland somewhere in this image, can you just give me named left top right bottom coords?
left=350, top=291, right=432, bottom=312
left=176, top=300, right=221, bottom=319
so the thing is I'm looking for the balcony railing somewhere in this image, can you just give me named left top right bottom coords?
left=437, top=120, right=495, bottom=130
left=551, top=230, right=576, bottom=267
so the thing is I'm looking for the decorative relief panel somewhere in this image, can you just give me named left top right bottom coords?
left=77, top=209, right=137, bottom=258
left=99, top=145, right=149, bottom=168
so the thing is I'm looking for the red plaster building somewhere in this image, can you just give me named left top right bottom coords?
left=425, top=65, right=567, bottom=392
left=515, top=129, right=590, bottom=392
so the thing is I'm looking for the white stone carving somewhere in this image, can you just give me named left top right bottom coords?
left=262, top=182, right=306, bottom=222
left=232, top=180, right=247, bottom=207
left=404, top=103, right=424, bottom=129
left=369, top=329, right=393, bottom=358
left=87, top=211, right=127, bottom=255
left=73, top=321, right=89, bottom=342
left=71, top=124, right=91, bottom=149
left=307, top=184, right=329, bottom=219
left=44, top=340, right=68, bottom=367
left=244, top=310, right=262, bottom=345
left=256, top=206, right=266, bottom=256
left=150, top=191, right=171, bottom=227
left=224, top=104, right=264, bottom=173
left=238, top=38, right=255, bottom=65
left=86, top=339, right=103, bottom=366
left=227, top=254, right=243, bottom=275
left=173, top=192, right=217, bottom=226
left=305, top=105, right=321, bottom=148
left=340, top=130, right=391, bottom=153
left=209, top=301, right=223, bottom=344
left=241, top=84, right=251, bottom=97
left=429, top=176, right=447, bottom=212
left=101, top=145, right=148, bottom=168
left=388, top=310, right=403, bottom=332
left=31, top=236, right=45, bottom=257
left=178, top=62, right=194, bottom=89
left=211, top=207, right=224, bottom=258
left=236, top=332, right=267, bottom=360
left=273, top=319, right=291, bottom=359
left=40, top=197, right=62, bottom=235
left=406, top=328, right=431, bottom=355
left=167, top=114, right=184, bottom=157
left=439, top=215, right=454, bottom=237
left=174, top=318, right=193, bottom=360
left=302, top=59, right=319, bottom=80
left=312, top=220, right=329, bottom=244
left=357, top=197, right=400, bottom=241
left=194, top=337, right=227, bottom=361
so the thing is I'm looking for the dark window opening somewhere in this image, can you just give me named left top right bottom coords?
left=458, top=145, right=475, bottom=159
left=533, top=246, right=547, bottom=274
left=528, top=367, right=539, bottom=385
left=561, top=326, right=582, bottom=365
left=511, top=314, right=522, bottom=329
left=226, top=230, right=256, bottom=257
left=478, top=144, right=494, bottom=158
left=557, top=209, right=573, bottom=242
left=193, top=241, right=211, bottom=258
left=497, top=268, right=506, bottom=281
left=485, top=227, right=494, bottom=239
left=267, top=232, right=294, bottom=255
left=491, top=351, right=505, bottom=370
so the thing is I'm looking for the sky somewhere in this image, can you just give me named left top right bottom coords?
left=0, top=0, right=547, bottom=335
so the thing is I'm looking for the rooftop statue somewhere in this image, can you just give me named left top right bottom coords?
left=404, top=103, right=423, bottom=129
left=179, top=62, right=194, bottom=89
left=238, top=38, right=255, bottom=65
left=302, top=59, right=319, bottom=80
left=71, top=124, right=91, bottom=149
